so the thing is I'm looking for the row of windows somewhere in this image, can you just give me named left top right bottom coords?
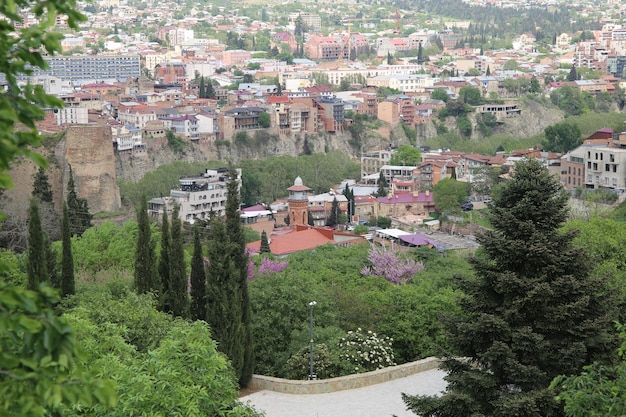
left=588, top=151, right=616, bottom=162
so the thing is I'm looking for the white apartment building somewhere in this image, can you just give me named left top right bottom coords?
left=366, top=74, right=435, bottom=93
left=582, top=146, right=626, bottom=191
left=148, top=168, right=241, bottom=223
left=54, top=106, right=88, bottom=125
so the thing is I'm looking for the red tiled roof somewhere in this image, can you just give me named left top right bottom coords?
left=247, top=228, right=333, bottom=256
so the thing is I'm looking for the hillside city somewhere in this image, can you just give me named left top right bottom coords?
left=6, top=0, right=626, bottom=416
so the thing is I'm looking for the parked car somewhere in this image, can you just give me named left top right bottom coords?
left=461, top=202, right=474, bottom=211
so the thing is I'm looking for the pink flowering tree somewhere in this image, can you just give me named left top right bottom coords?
left=361, top=244, right=423, bottom=284
left=248, top=257, right=289, bottom=280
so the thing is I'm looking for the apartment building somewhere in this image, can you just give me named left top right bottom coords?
left=148, top=168, right=241, bottom=223
left=305, top=36, right=343, bottom=61
left=30, top=54, right=141, bottom=83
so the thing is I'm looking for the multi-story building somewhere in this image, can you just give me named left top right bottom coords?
left=305, top=36, right=343, bottom=61
left=361, top=149, right=394, bottom=179
left=219, top=106, right=266, bottom=139
left=380, top=164, right=417, bottom=185
left=160, top=114, right=199, bottom=140
left=29, top=54, right=141, bottom=83
left=377, top=95, right=416, bottom=126
left=148, top=168, right=241, bottom=223
left=316, top=97, right=344, bottom=133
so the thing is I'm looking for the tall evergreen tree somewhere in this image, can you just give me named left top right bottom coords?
left=66, top=164, right=92, bottom=237
left=32, top=166, right=53, bottom=203
left=486, top=65, right=491, bottom=76
left=27, top=198, right=47, bottom=290
left=199, top=76, right=206, bottom=99
left=327, top=197, right=339, bottom=227
left=403, top=159, right=619, bottom=417
left=159, top=208, right=171, bottom=313
left=189, top=225, right=206, bottom=321
left=417, top=42, right=424, bottom=64
left=206, top=168, right=254, bottom=387
left=169, top=203, right=189, bottom=318
left=44, top=231, right=58, bottom=289
left=307, top=210, right=315, bottom=227
left=206, top=216, right=244, bottom=377
left=206, top=79, right=216, bottom=99
left=376, top=171, right=388, bottom=197
left=260, top=230, right=271, bottom=253
left=61, top=202, right=75, bottom=297
left=134, top=196, right=158, bottom=294
left=567, top=65, right=578, bottom=81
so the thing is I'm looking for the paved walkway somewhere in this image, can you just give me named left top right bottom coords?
left=240, top=369, right=447, bottom=417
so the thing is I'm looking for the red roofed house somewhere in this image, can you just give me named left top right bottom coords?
left=273, top=32, right=296, bottom=52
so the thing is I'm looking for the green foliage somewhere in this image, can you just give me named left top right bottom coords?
left=260, top=230, right=270, bottom=253
left=353, top=225, right=369, bottom=235
left=476, top=112, right=498, bottom=136
left=552, top=323, right=626, bottom=417
left=134, top=198, right=158, bottom=294
left=544, top=121, right=582, bottom=153
left=459, top=86, right=482, bottom=105
left=0, top=283, right=116, bottom=416
left=165, top=130, right=186, bottom=153
left=189, top=226, right=206, bottom=322
left=63, top=286, right=253, bottom=417
left=168, top=204, right=188, bottom=318
left=32, top=167, right=53, bottom=203
left=430, top=88, right=450, bottom=103
left=550, top=86, right=589, bottom=116
left=27, top=198, right=47, bottom=290
left=0, top=249, right=26, bottom=286
left=258, top=112, right=271, bottom=128
left=66, top=165, right=92, bottom=237
left=68, top=221, right=140, bottom=275
left=404, top=159, right=620, bottom=417
left=61, top=203, right=75, bottom=297
left=249, top=243, right=468, bottom=377
left=337, top=328, right=396, bottom=373
left=456, top=115, right=472, bottom=137
left=433, top=178, right=470, bottom=214
left=389, top=145, right=421, bottom=166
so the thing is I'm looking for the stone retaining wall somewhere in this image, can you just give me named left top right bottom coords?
left=248, top=357, right=442, bottom=395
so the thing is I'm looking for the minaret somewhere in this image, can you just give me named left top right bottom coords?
left=287, top=176, right=311, bottom=227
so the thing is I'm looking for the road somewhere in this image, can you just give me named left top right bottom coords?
left=240, top=369, right=447, bottom=417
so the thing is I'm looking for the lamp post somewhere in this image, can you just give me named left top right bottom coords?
left=308, top=301, right=317, bottom=380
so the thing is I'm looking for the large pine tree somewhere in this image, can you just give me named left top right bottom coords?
left=403, top=159, right=619, bottom=417
left=66, top=164, right=92, bottom=237
left=159, top=208, right=171, bottom=313
left=27, top=198, right=47, bottom=290
left=206, top=168, right=254, bottom=387
left=61, top=202, right=75, bottom=297
left=169, top=203, right=189, bottom=318
left=134, top=197, right=158, bottom=294
left=190, top=225, right=206, bottom=321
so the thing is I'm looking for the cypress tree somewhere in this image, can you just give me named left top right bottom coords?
left=134, top=196, right=158, bottom=294
left=66, top=164, right=92, bottom=237
left=61, top=202, right=75, bottom=297
left=169, top=203, right=189, bottom=318
left=32, top=166, right=53, bottom=203
left=159, top=208, right=171, bottom=313
left=307, top=210, right=315, bottom=226
left=206, top=168, right=254, bottom=387
left=260, top=230, right=271, bottom=253
left=327, top=197, right=339, bottom=227
left=403, top=159, right=619, bottom=417
left=376, top=171, right=388, bottom=197
left=206, top=80, right=216, bottom=99
left=190, top=225, right=206, bottom=321
left=206, top=216, right=244, bottom=376
left=44, top=231, right=58, bottom=289
left=27, top=198, right=47, bottom=290
left=199, top=76, right=206, bottom=99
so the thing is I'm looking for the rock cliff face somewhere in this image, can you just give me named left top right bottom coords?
left=63, top=125, right=121, bottom=213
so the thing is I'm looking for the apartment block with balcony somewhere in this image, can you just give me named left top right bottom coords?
left=148, top=168, right=241, bottom=223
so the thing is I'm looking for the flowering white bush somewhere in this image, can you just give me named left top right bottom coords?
left=337, top=328, right=396, bottom=373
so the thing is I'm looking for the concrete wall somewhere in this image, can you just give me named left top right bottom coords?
left=248, top=357, right=442, bottom=395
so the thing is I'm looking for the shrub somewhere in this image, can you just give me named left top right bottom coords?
left=337, top=328, right=396, bottom=374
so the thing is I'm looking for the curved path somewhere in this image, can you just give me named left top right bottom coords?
left=240, top=369, right=447, bottom=417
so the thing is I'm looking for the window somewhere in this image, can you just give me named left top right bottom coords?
left=593, top=163, right=598, bottom=171
left=606, top=164, right=610, bottom=171
left=614, top=165, right=618, bottom=173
